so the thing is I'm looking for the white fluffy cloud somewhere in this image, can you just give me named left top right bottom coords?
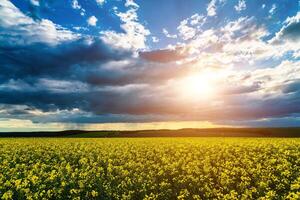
left=72, top=0, right=81, bottom=9
left=267, top=12, right=300, bottom=58
left=235, top=0, right=246, bottom=12
left=100, top=2, right=150, bottom=50
left=172, top=12, right=300, bottom=71
left=177, top=20, right=196, bottom=40
left=190, top=14, right=205, bottom=26
left=87, top=16, right=98, bottom=26
left=71, top=0, right=85, bottom=16
left=152, top=36, right=159, bottom=43
left=125, top=0, right=139, bottom=8
left=269, top=4, right=277, bottom=15
left=96, top=0, right=105, bottom=6
left=0, top=0, right=78, bottom=46
left=245, top=60, right=300, bottom=96
left=30, top=0, right=40, bottom=6
left=162, top=28, right=177, bottom=39
left=207, top=0, right=217, bottom=16
left=177, top=14, right=206, bottom=40
left=174, top=16, right=276, bottom=66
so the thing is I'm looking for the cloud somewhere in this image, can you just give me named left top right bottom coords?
left=282, top=80, right=300, bottom=94
left=293, top=50, right=300, bottom=58
left=87, top=16, right=98, bottom=26
left=177, top=14, right=206, bottom=41
left=234, top=0, right=246, bottom=12
left=96, top=0, right=105, bottom=6
left=181, top=16, right=275, bottom=64
left=177, top=19, right=196, bottom=40
left=270, top=12, right=300, bottom=44
left=72, top=0, right=86, bottom=15
left=190, top=14, right=206, bottom=26
left=220, top=116, right=300, bottom=127
left=221, top=83, right=261, bottom=95
left=72, top=0, right=81, bottom=9
left=221, top=16, right=253, bottom=36
left=125, top=0, right=139, bottom=8
left=30, top=0, right=40, bottom=6
left=162, top=28, right=177, bottom=39
left=269, top=4, right=277, bottom=15
left=1, top=32, right=300, bottom=124
left=100, top=4, right=150, bottom=50
left=0, top=38, right=131, bottom=82
left=152, top=36, right=159, bottom=43
left=139, top=48, right=186, bottom=63
left=0, top=1, right=191, bottom=121
left=0, top=0, right=79, bottom=46
left=207, top=0, right=217, bottom=16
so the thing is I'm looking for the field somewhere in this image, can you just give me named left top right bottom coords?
left=0, top=138, right=300, bottom=200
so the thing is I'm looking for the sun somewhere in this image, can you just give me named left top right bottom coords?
left=177, top=70, right=217, bottom=100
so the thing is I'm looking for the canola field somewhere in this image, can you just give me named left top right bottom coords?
left=0, top=138, right=300, bottom=200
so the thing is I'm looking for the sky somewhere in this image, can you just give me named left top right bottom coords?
left=0, top=0, right=300, bottom=131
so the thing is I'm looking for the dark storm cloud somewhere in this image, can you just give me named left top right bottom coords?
left=282, top=80, right=300, bottom=93
left=0, top=38, right=130, bottom=82
left=1, top=31, right=300, bottom=124
left=85, top=61, right=191, bottom=86
left=1, top=34, right=300, bottom=123
left=0, top=103, right=172, bottom=124
left=1, top=77, right=300, bottom=124
left=221, top=82, right=261, bottom=95
left=160, top=93, right=300, bottom=124
left=0, top=3, right=192, bottom=120
left=139, top=48, right=186, bottom=63
left=0, top=89, right=86, bottom=112
left=0, top=84, right=182, bottom=116
left=218, top=116, right=300, bottom=128
left=220, top=92, right=300, bottom=120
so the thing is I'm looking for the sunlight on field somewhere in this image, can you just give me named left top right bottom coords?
left=1, top=138, right=299, bottom=199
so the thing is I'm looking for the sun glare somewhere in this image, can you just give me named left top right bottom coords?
left=178, top=70, right=217, bottom=100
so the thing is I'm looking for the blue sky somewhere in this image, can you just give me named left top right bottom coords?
left=0, top=0, right=300, bottom=131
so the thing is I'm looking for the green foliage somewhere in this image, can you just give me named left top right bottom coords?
left=0, top=138, right=299, bottom=199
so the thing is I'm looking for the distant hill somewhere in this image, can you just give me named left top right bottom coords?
left=1, top=127, right=300, bottom=137
left=0, top=130, right=85, bottom=137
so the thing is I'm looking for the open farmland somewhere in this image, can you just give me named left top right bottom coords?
left=0, top=138, right=300, bottom=199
